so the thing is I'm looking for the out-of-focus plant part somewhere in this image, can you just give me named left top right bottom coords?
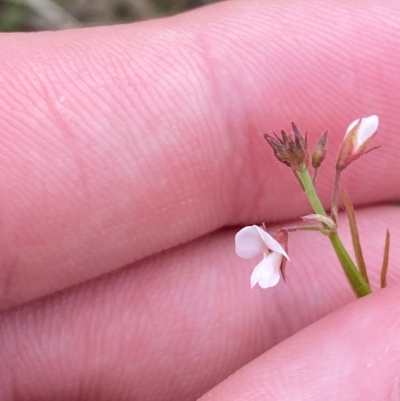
left=0, top=2, right=30, bottom=32
left=380, top=230, right=390, bottom=289
left=0, top=0, right=224, bottom=32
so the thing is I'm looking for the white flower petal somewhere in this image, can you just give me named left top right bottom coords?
left=355, top=115, right=378, bottom=150
left=345, top=115, right=379, bottom=151
left=255, top=226, right=289, bottom=260
left=250, top=253, right=282, bottom=289
left=346, top=118, right=360, bottom=135
left=235, top=225, right=289, bottom=260
left=235, top=225, right=269, bottom=259
left=250, top=254, right=267, bottom=288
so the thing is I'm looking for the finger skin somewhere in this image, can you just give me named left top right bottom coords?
left=200, top=286, right=400, bottom=401
left=0, top=205, right=399, bottom=400
left=1, top=0, right=400, bottom=307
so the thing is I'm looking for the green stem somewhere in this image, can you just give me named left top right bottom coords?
left=285, top=225, right=330, bottom=234
left=298, top=168, right=371, bottom=298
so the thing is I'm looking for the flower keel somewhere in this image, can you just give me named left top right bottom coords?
left=250, top=252, right=283, bottom=289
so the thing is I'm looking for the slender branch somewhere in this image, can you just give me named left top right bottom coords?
left=331, top=169, right=341, bottom=223
left=381, top=230, right=390, bottom=288
left=298, top=169, right=326, bottom=216
left=284, top=224, right=331, bottom=235
left=298, top=168, right=371, bottom=298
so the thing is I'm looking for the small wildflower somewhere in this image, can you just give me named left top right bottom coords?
left=235, top=225, right=289, bottom=289
left=336, top=115, right=379, bottom=171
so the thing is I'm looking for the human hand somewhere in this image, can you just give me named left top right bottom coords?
left=1, top=1, right=400, bottom=400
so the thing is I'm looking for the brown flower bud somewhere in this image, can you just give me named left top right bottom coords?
left=263, top=123, right=309, bottom=172
left=312, top=129, right=328, bottom=169
left=263, top=133, right=291, bottom=166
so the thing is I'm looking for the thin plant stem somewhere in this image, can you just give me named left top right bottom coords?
left=298, top=168, right=371, bottom=298
left=331, top=169, right=341, bottom=223
left=292, top=169, right=304, bottom=190
left=284, top=225, right=331, bottom=235
left=380, top=230, right=390, bottom=288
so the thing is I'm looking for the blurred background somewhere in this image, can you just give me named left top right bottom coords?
left=0, top=0, right=223, bottom=31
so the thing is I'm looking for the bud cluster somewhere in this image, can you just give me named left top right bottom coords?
left=264, top=123, right=328, bottom=172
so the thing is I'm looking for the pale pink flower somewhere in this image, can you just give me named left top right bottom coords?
left=336, top=115, right=379, bottom=170
left=235, top=225, right=289, bottom=289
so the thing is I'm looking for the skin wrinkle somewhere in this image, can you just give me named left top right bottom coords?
left=193, top=36, right=241, bottom=225
left=194, top=34, right=268, bottom=225
left=39, top=85, right=95, bottom=221
left=138, top=43, right=226, bottom=234
left=2, top=234, right=238, bottom=396
left=121, top=39, right=225, bottom=234
left=0, top=71, right=96, bottom=250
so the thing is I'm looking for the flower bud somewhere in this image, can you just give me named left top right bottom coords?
left=263, top=123, right=309, bottom=172
left=263, top=133, right=291, bottom=166
left=290, top=122, right=309, bottom=171
left=312, top=130, right=328, bottom=169
left=336, top=115, right=379, bottom=171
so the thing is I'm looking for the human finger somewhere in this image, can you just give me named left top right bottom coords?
left=1, top=0, right=400, bottom=308
left=1, top=205, right=399, bottom=399
left=200, top=286, right=400, bottom=401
